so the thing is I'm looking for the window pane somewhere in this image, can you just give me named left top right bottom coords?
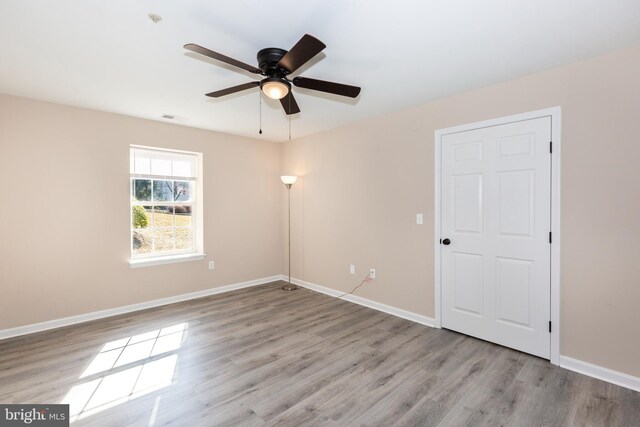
left=133, top=180, right=151, bottom=202
left=154, top=228, right=175, bottom=252
left=152, top=206, right=173, bottom=227
left=134, top=154, right=151, bottom=175
left=132, top=205, right=151, bottom=229
left=153, top=180, right=173, bottom=202
left=132, top=148, right=197, bottom=178
left=173, top=181, right=191, bottom=202
left=133, top=229, right=152, bottom=254
left=175, top=227, right=192, bottom=251
left=151, top=158, right=171, bottom=176
left=172, top=159, right=195, bottom=178
left=174, top=206, right=192, bottom=226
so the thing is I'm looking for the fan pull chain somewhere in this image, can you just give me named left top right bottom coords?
left=288, top=95, right=292, bottom=140
left=258, top=91, right=262, bottom=135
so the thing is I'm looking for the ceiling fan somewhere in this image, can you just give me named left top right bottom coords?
left=184, top=34, right=361, bottom=115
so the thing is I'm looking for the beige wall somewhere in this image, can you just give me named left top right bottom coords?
left=0, top=94, right=283, bottom=329
left=282, top=45, right=640, bottom=377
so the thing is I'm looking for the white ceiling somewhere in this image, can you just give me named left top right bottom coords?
left=1, top=1, right=640, bottom=142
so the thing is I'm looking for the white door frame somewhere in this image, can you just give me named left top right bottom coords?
left=434, top=106, right=561, bottom=365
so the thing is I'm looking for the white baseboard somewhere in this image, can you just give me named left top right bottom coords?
left=0, top=275, right=281, bottom=341
left=560, top=356, right=640, bottom=392
left=280, top=275, right=435, bottom=327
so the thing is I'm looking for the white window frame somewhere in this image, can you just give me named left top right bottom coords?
left=129, top=145, right=204, bottom=268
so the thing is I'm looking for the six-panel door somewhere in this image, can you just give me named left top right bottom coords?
left=441, top=117, right=551, bottom=359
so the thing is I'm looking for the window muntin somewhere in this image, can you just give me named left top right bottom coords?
left=130, top=147, right=200, bottom=259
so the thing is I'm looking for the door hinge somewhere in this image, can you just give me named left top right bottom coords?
left=550, top=140, right=553, bottom=153
left=549, top=321, right=552, bottom=333
left=549, top=232, right=552, bottom=244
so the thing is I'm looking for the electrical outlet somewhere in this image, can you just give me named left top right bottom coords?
left=416, top=213, right=424, bottom=225
left=349, top=264, right=355, bottom=274
left=369, top=268, right=376, bottom=279
left=208, top=261, right=215, bottom=270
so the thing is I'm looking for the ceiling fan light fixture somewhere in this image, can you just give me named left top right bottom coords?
left=185, top=34, right=361, bottom=116
left=261, top=78, right=290, bottom=100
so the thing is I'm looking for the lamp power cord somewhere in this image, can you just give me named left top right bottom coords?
left=335, top=273, right=374, bottom=299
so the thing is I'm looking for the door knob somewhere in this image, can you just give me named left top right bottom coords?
left=442, top=238, right=451, bottom=245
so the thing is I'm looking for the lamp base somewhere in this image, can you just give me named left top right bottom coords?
left=282, top=282, right=297, bottom=291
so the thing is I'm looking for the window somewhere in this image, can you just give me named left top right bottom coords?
left=130, top=146, right=203, bottom=266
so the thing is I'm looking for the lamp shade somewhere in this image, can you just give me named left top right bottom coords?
left=262, top=79, right=290, bottom=100
left=281, top=176, right=298, bottom=185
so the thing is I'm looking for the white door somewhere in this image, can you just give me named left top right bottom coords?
left=441, top=117, right=551, bottom=359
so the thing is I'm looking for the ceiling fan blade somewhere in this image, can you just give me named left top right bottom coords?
left=205, top=81, right=260, bottom=98
left=292, top=77, right=361, bottom=98
left=184, top=43, right=262, bottom=74
left=277, top=34, right=326, bottom=74
left=280, top=92, right=301, bottom=115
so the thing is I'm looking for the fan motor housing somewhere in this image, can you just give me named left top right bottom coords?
left=257, top=48, right=288, bottom=76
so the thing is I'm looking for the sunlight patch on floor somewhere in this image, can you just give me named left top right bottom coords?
left=61, top=322, right=186, bottom=423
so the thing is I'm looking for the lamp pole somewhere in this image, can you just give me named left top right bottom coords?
left=281, top=176, right=297, bottom=291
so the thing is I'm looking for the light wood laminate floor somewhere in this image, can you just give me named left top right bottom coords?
left=0, top=281, right=638, bottom=426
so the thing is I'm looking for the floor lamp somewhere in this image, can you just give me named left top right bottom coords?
left=281, top=175, right=297, bottom=291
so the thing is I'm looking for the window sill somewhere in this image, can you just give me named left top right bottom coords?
left=129, top=253, right=205, bottom=269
